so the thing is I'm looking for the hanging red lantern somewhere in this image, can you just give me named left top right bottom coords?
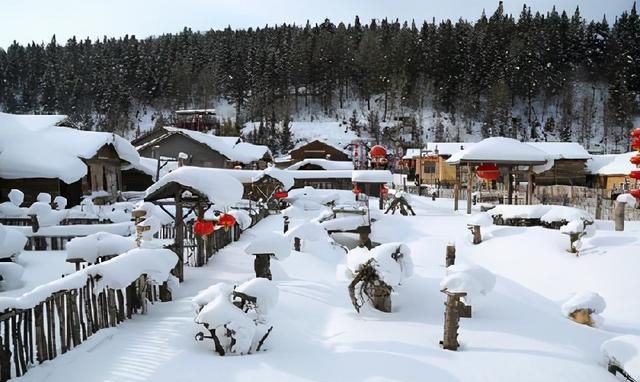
left=630, top=155, right=640, bottom=165
left=476, top=164, right=500, bottom=181
left=217, top=214, right=237, bottom=231
left=630, top=170, right=640, bottom=180
left=274, top=191, right=288, bottom=199
left=632, top=138, right=640, bottom=150
left=630, top=189, right=640, bottom=199
left=632, top=128, right=640, bottom=138
left=380, top=185, right=389, bottom=199
left=352, top=184, right=362, bottom=194
left=194, top=219, right=214, bottom=237
left=369, top=145, right=387, bottom=158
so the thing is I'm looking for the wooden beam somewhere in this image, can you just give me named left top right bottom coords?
left=454, top=165, right=460, bottom=211
left=174, top=192, right=184, bottom=283
left=466, top=163, right=472, bottom=214
left=527, top=167, right=534, bottom=205
left=507, top=166, right=513, bottom=205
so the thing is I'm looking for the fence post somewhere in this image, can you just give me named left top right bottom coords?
left=614, top=201, right=625, bottom=231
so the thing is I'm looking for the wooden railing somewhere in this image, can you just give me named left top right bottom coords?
left=0, top=274, right=167, bottom=381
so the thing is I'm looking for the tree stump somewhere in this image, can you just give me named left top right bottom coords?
left=445, top=244, right=456, bottom=267
left=440, top=289, right=467, bottom=351
left=614, top=201, right=625, bottom=231
left=569, top=308, right=594, bottom=326
left=366, top=281, right=392, bottom=313
left=568, top=232, right=580, bottom=254
left=357, top=226, right=372, bottom=250
left=293, top=237, right=301, bottom=252
left=254, top=254, right=273, bottom=280
left=467, top=224, right=482, bottom=245
left=283, top=216, right=289, bottom=233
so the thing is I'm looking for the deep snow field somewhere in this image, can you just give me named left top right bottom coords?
left=12, top=194, right=640, bottom=382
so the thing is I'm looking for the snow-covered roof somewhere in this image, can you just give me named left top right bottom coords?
left=525, top=142, right=591, bottom=160
left=291, top=139, right=352, bottom=157
left=447, top=137, right=549, bottom=165
left=402, top=143, right=474, bottom=159
left=286, top=159, right=354, bottom=171
left=123, top=156, right=178, bottom=179
left=138, top=126, right=271, bottom=165
left=352, top=170, right=393, bottom=183
left=288, top=170, right=354, bottom=179
left=145, top=166, right=244, bottom=207
left=586, top=152, right=636, bottom=175
left=0, top=112, right=140, bottom=183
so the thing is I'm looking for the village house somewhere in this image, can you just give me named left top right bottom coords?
left=409, top=143, right=474, bottom=188
left=0, top=112, right=139, bottom=205
left=135, top=126, right=272, bottom=170
left=586, top=151, right=637, bottom=196
left=524, top=142, right=591, bottom=186
left=289, top=139, right=352, bottom=163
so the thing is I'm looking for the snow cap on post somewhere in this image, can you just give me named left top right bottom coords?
left=244, top=231, right=291, bottom=260
left=8, top=189, right=24, bottom=206
left=561, top=291, right=606, bottom=317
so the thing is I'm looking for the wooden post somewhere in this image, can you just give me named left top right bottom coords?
left=440, top=289, right=467, bottom=351
left=283, top=215, right=289, bottom=233
left=174, top=192, right=184, bottom=282
left=445, top=244, right=456, bottom=267
left=294, top=237, right=301, bottom=251
left=527, top=168, right=534, bottom=205
left=466, top=163, right=473, bottom=214
left=357, top=226, right=372, bottom=249
left=467, top=224, right=481, bottom=244
left=507, top=166, right=513, bottom=205
left=595, top=192, right=603, bottom=220
left=454, top=165, right=460, bottom=211
left=614, top=201, right=625, bottom=231
left=254, top=254, right=272, bottom=280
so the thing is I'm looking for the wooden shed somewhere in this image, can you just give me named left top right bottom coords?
left=524, top=142, right=591, bottom=186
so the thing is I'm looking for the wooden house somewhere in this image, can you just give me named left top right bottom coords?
left=135, top=127, right=272, bottom=170
left=524, top=142, right=591, bottom=186
left=290, top=170, right=353, bottom=190
left=289, top=140, right=351, bottom=162
left=174, top=109, right=217, bottom=132
left=586, top=152, right=636, bottom=193
left=0, top=112, right=139, bottom=206
left=412, top=143, right=473, bottom=188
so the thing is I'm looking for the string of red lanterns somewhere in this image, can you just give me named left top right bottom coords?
left=193, top=213, right=238, bottom=237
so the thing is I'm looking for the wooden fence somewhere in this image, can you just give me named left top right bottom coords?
left=0, top=274, right=166, bottom=381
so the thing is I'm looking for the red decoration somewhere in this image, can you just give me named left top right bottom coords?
left=194, top=219, right=214, bottom=237
left=632, top=138, right=640, bottom=150
left=369, top=145, right=387, bottom=158
left=352, top=185, right=362, bottom=194
left=274, top=191, right=288, bottom=199
left=630, top=170, right=640, bottom=180
left=476, top=164, right=500, bottom=181
left=630, top=155, right=640, bottom=165
left=380, top=185, right=389, bottom=199
left=631, top=189, right=640, bottom=199
left=217, top=214, right=237, bottom=230
left=632, top=128, right=640, bottom=138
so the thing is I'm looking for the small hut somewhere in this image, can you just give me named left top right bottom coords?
left=446, top=137, right=549, bottom=214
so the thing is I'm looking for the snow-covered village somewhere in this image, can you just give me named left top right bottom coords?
left=0, top=1, right=640, bottom=381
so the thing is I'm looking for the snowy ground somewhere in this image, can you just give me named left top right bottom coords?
left=13, top=195, right=640, bottom=382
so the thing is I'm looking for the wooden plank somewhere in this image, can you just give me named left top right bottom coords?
left=34, top=303, right=47, bottom=363
left=54, top=295, right=67, bottom=354
left=11, top=315, right=21, bottom=377
left=0, top=323, right=10, bottom=382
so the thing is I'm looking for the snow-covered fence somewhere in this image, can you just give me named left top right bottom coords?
left=0, top=248, right=177, bottom=381
left=14, top=222, right=134, bottom=251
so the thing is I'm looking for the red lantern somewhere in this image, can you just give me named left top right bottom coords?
left=630, top=170, right=640, bottom=180
left=352, top=185, right=362, bottom=194
left=274, top=191, right=288, bottom=199
left=632, top=129, right=640, bottom=138
left=369, top=145, right=387, bottom=158
left=380, top=185, right=389, bottom=199
left=194, top=219, right=214, bottom=237
left=630, top=189, right=640, bottom=199
left=476, top=164, right=500, bottom=181
left=630, top=155, right=640, bottom=165
left=217, top=214, right=236, bottom=231
left=632, top=138, right=640, bottom=150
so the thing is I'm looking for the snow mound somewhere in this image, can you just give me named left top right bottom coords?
left=193, top=282, right=235, bottom=309
left=468, top=212, right=493, bottom=227
left=236, top=278, right=279, bottom=316
left=286, top=186, right=340, bottom=205
left=441, top=264, right=496, bottom=302
left=0, top=263, right=24, bottom=291
left=616, top=193, right=638, bottom=205
left=561, top=291, right=606, bottom=316
left=0, top=225, right=27, bottom=259
left=601, top=335, right=640, bottom=380
left=540, top=206, right=593, bottom=224
left=66, top=232, right=136, bottom=264
left=245, top=231, right=291, bottom=260
left=195, top=295, right=256, bottom=355
left=489, top=204, right=550, bottom=219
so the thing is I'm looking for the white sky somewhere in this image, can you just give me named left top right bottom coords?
left=1, top=0, right=635, bottom=48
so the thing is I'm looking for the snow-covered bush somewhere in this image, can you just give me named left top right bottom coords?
left=561, top=291, right=606, bottom=327
left=440, top=264, right=496, bottom=304
left=0, top=224, right=28, bottom=259
left=560, top=218, right=595, bottom=255
left=194, top=279, right=279, bottom=356
left=601, top=335, right=640, bottom=380
left=0, top=263, right=24, bottom=291
left=346, top=243, right=413, bottom=313
left=66, top=232, right=136, bottom=264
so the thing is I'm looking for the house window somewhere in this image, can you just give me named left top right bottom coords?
left=423, top=162, right=436, bottom=174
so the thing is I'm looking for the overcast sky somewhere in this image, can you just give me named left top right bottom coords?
left=1, top=0, right=635, bottom=48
